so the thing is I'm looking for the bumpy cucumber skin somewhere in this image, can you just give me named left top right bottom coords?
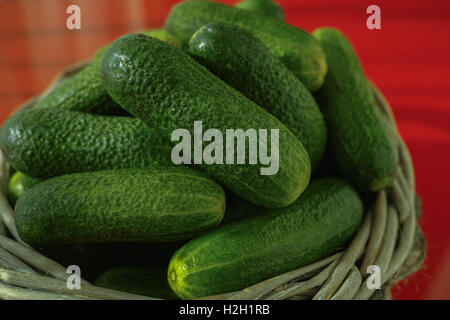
left=7, top=172, right=42, bottom=205
left=165, top=0, right=326, bottom=91
left=33, top=29, right=179, bottom=115
left=0, top=109, right=172, bottom=179
left=15, top=167, right=226, bottom=247
left=101, top=33, right=310, bottom=208
left=188, top=22, right=327, bottom=170
left=168, top=178, right=363, bottom=299
left=95, top=266, right=178, bottom=300
left=313, top=28, right=398, bottom=192
left=33, top=46, right=125, bottom=115
left=235, top=0, right=284, bottom=20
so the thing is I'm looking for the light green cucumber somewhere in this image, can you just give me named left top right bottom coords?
left=7, top=171, right=42, bottom=205
left=143, top=29, right=181, bottom=47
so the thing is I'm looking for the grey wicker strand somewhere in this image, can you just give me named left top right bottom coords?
left=0, top=62, right=425, bottom=300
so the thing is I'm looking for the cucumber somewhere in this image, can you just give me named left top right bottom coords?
left=95, top=265, right=178, bottom=300
left=15, top=166, right=225, bottom=247
left=313, top=28, right=398, bottom=192
left=101, top=33, right=310, bottom=208
left=165, top=0, right=326, bottom=91
left=168, top=178, right=363, bottom=299
left=235, top=0, right=284, bottom=20
left=143, top=29, right=181, bottom=48
left=0, top=108, right=172, bottom=179
left=7, top=171, right=42, bottom=205
left=33, top=29, right=179, bottom=115
left=188, top=22, right=327, bottom=170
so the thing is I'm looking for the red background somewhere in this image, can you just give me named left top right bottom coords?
left=0, top=0, right=449, bottom=299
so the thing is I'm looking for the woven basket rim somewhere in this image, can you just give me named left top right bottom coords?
left=0, top=62, right=425, bottom=300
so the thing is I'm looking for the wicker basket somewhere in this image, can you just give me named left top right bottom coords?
left=0, top=62, right=425, bottom=300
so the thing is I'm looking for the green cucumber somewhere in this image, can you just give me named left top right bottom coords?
left=33, top=29, right=179, bottom=115
left=101, top=33, right=310, bottom=208
left=235, top=0, right=284, bottom=20
left=7, top=171, right=42, bottom=205
left=15, top=167, right=225, bottom=248
left=313, top=28, right=398, bottom=192
left=188, top=22, right=327, bottom=169
left=165, top=0, right=326, bottom=91
left=95, top=266, right=178, bottom=300
left=168, top=178, right=363, bottom=299
left=0, top=108, right=172, bottom=179
left=143, top=29, right=181, bottom=48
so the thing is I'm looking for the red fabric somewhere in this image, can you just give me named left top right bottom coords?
left=1, top=0, right=449, bottom=299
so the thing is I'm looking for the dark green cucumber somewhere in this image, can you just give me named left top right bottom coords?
left=188, top=22, right=327, bottom=170
left=0, top=108, right=172, bottom=179
left=7, top=171, right=42, bottom=205
left=313, top=28, right=398, bottom=192
left=235, top=0, right=284, bottom=20
left=168, top=178, right=363, bottom=299
left=101, top=33, right=310, bottom=208
left=15, top=167, right=225, bottom=247
left=33, top=29, right=179, bottom=115
left=95, top=266, right=178, bottom=299
left=165, top=0, right=326, bottom=91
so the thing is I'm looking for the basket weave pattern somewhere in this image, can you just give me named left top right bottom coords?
left=0, top=62, right=425, bottom=300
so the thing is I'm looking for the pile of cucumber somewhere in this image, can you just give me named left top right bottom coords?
left=0, top=0, right=398, bottom=299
